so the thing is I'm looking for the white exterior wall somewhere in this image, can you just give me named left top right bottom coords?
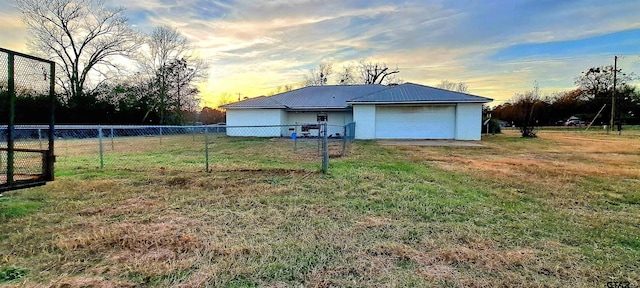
left=225, top=103, right=483, bottom=140
left=286, top=111, right=352, bottom=137
left=225, top=109, right=285, bottom=137
left=455, top=103, right=482, bottom=140
left=353, top=105, right=376, bottom=139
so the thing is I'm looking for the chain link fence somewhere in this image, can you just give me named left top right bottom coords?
left=10, top=123, right=355, bottom=175
left=1, top=48, right=55, bottom=192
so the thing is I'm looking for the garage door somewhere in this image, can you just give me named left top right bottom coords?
left=375, top=106, right=456, bottom=139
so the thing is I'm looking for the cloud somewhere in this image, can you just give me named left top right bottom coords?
left=2, top=0, right=638, bottom=106
left=0, top=7, right=29, bottom=52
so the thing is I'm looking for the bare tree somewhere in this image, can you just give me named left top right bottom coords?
left=337, top=65, right=356, bottom=85
left=514, top=82, right=543, bottom=138
left=139, top=26, right=191, bottom=76
left=303, top=62, right=333, bottom=86
left=267, top=84, right=296, bottom=96
left=137, top=25, right=207, bottom=124
left=17, top=0, right=139, bottom=103
left=436, top=80, right=469, bottom=93
left=267, top=86, right=281, bottom=96
left=357, top=61, right=399, bottom=84
left=382, top=73, right=404, bottom=86
left=216, top=92, right=235, bottom=108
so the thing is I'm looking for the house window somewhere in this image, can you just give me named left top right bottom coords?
left=317, top=113, right=328, bottom=122
left=302, top=124, right=319, bottom=132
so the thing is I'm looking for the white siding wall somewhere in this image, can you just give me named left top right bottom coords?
left=225, top=104, right=483, bottom=139
left=353, top=105, right=376, bottom=139
left=225, top=109, right=284, bottom=137
left=286, top=111, right=352, bottom=137
left=455, top=103, right=482, bottom=140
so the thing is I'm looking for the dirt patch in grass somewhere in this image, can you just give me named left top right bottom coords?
left=51, top=215, right=205, bottom=281
left=47, top=276, right=136, bottom=288
left=2, top=131, right=638, bottom=287
left=56, top=216, right=203, bottom=253
left=214, top=168, right=317, bottom=176
left=405, top=130, right=640, bottom=186
left=78, top=196, right=160, bottom=216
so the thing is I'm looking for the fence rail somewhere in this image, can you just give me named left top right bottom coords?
left=3, top=123, right=355, bottom=176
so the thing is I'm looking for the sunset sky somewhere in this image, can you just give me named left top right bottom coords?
left=1, top=0, right=639, bottom=107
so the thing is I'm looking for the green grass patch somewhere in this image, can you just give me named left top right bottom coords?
left=225, top=276, right=258, bottom=288
left=0, top=267, right=29, bottom=283
left=1, top=132, right=638, bottom=287
left=0, top=197, right=43, bottom=220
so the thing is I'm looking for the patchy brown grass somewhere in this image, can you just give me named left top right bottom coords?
left=405, top=130, right=640, bottom=181
left=1, top=131, right=638, bottom=287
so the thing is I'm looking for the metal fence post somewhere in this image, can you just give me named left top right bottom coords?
left=111, top=128, right=114, bottom=150
left=6, top=52, right=15, bottom=185
left=293, top=125, right=297, bottom=152
left=204, top=126, right=209, bottom=172
left=98, top=126, right=104, bottom=169
left=159, top=126, right=163, bottom=144
left=38, top=128, right=43, bottom=149
left=342, top=125, right=347, bottom=156
left=47, top=56, right=56, bottom=181
left=322, top=122, right=329, bottom=174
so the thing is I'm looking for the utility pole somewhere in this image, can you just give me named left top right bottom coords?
left=610, top=57, right=616, bottom=130
left=615, top=57, right=622, bottom=135
left=610, top=55, right=618, bottom=133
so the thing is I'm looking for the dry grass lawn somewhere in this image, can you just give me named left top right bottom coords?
left=0, top=130, right=638, bottom=287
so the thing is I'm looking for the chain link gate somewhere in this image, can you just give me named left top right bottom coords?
left=0, top=48, right=56, bottom=192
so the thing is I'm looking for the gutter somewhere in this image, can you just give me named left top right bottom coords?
left=347, top=100, right=492, bottom=105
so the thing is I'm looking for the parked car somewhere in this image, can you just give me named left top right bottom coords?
left=564, top=119, right=589, bottom=126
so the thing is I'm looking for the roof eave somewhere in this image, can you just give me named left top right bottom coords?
left=287, top=106, right=350, bottom=110
left=347, top=100, right=492, bottom=105
left=222, top=106, right=287, bottom=109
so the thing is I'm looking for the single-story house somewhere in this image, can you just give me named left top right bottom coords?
left=221, top=82, right=493, bottom=140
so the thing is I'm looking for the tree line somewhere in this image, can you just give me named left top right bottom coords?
left=491, top=65, right=639, bottom=136
left=5, top=0, right=221, bottom=125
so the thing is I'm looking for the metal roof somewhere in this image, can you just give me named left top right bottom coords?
left=348, top=83, right=493, bottom=104
left=222, top=95, right=286, bottom=109
left=222, top=85, right=388, bottom=109
left=221, top=83, right=492, bottom=109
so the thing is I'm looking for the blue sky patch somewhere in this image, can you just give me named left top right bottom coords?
left=492, top=29, right=640, bottom=62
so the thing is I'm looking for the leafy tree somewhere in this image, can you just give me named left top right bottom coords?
left=546, top=89, right=586, bottom=124
left=17, top=0, right=139, bottom=104
left=616, top=85, right=640, bottom=124
left=575, top=66, right=637, bottom=125
left=200, top=107, right=226, bottom=124
left=575, top=66, right=635, bottom=100
left=147, top=58, right=200, bottom=124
